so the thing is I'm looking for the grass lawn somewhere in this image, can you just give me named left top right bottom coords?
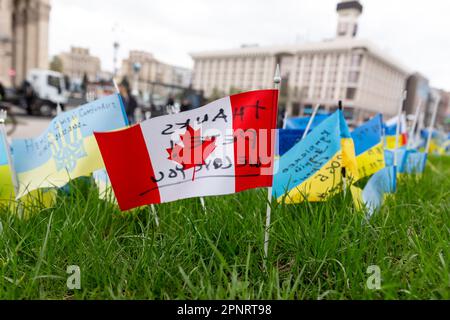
left=0, top=156, right=449, bottom=299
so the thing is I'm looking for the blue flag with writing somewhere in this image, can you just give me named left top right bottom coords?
left=12, top=94, right=128, bottom=197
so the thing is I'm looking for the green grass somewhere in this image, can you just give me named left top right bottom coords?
left=0, top=156, right=449, bottom=300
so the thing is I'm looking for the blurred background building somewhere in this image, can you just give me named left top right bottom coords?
left=57, top=46, right=101, bottom=83
left=191, top=0, right=410, bottom=125
left=120, top=50, right=192, bottom=103
left=0, top=0, right=51, bottom=87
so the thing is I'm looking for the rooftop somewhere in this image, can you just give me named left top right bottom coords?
left=190, top=38, right=410, bottom=74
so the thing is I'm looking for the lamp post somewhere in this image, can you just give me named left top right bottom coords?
left=113, top=41, right=120, bottom=78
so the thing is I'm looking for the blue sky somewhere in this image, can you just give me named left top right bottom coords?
left=49, top=0, right=450, bottom=90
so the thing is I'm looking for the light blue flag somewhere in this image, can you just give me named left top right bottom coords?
left=11, top=94, right=128, bottom=197
left=384, top=148, right=407, bottom=173
left=285, top=114, right=330, bottom=130
left=404, top=150, right=427, bottom=174
left=353, top=166, right=397, bottom=218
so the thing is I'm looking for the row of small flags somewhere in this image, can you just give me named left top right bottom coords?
left=0, top=89, right=448, bottom=218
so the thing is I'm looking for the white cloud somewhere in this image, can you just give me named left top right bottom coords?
left=49, top=0, right=450, bottom=90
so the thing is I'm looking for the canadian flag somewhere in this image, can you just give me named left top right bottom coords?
left=94, top=90, right=278, bottom=211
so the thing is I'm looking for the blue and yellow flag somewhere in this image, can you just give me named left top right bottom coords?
left=351, top=114, right=385, bottom=179
left=12, top=94, right=128, bottom=198
left=273, top=110, right=358, bottom=203
left=351, top=166, right=397, bottom=218
left=0, top=135, right=14, bottom=203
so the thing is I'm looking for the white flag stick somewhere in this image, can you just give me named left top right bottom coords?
left=0, top=110, right=20, bottom=198
left=113, top=78, right=120, bottom=94
left=281, top=109, right=288, bottom=129
left=141, top=108, right=161, bottom=226
left=199, top=197, right=206, bottom=212
left=394, top=91, right=407, bottom=167
left=302, top=103, right=320, bottom=140
left=407, top=99, right=423, bottom=150
left=150, top=204, right=160, bottom=227
left=56, top=103, right=63, bottom=116
left=425, top=93, right=440, bottom=155
left=263, top=64, right=281, bottom=266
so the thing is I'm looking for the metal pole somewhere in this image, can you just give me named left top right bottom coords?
left=302, top=103, right=320, bottom=140
left=407, top=99, right=423, bottom=150
left=394, top=91, right=407, bottom=167
left=425, top=93, right=440, bottom=155
left=263, top=64, right=281, bottom=266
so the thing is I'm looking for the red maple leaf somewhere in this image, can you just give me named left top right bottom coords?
left=167, top=125, right=216, bottom=181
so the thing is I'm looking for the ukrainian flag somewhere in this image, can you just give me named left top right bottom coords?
left=273, top=110, right=358, bottom=203
left=351, top=114, right=385, bottom=179
left=1, top=133, right=55, bottom=212
left=384, top=114, right=408, bottom=149
left=0, top=135, right=14, bottom=203
left=351, top=166, right=397, bottom=218
left=12, top=94, right=128, bottom=198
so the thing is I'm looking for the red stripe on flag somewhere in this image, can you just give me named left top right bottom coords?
left=230, top=89, right=278, bottom=193
left=94, top=125, right=161, bottom=211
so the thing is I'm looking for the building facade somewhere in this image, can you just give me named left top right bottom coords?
left=58, top=46, right=101, bottom=83
left=0, top=0, right=50, bottom=87
left=120, top=50, right=192, bottom=99
left=190, top=0, right=410, bottom=125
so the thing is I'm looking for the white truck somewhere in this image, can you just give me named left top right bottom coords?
left=26, top=69, right=69, bottom=116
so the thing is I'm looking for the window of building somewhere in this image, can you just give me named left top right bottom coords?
left=348, top=71, right=360, bottom=83
left=351, top=53, right=363, bottom=67
left=338, top=22, right=348, bottom=36
left=346, top=88, right=357, bottom=100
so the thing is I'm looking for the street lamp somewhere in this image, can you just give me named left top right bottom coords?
left=113, top=41, right=120, bottom=78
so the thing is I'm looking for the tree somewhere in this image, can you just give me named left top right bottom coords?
left=50, top=56, right=63, bottom=73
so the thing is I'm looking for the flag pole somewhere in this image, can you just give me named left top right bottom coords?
left=302, top=103, right=320, bottom=140
left=263, top=64, right=281, bottom=267
left=281, top=109, right=288, bottom=129
left=394, top=91, right=407, bottom=167
left=0, top=110, right=20, bottom=200
left=338, top=100, right=347, bottom=194
left=425, top=92, right=440, bottom=155
left=407, top=99, right=423, bottom=150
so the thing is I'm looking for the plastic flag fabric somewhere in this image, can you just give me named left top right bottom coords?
left=351, top=114, right=385, bottom=179
left=277, top=129, right=303, bottom=157
left=12, top=94, right=128, bottom=198
left=272, top=110, right=358, bottom=203
left=384, top=114, right=408, bottom=149
left=285, top=114, right=330, bottom=131
left=384, top=148, right=407, bottom=173
left=95, top=90, right=278, bottom=211
left=0, top=135, right=14, bottom=203
left=351, top=166, right=397, bottom=218
left=404, top=150, right=427, bottom=174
